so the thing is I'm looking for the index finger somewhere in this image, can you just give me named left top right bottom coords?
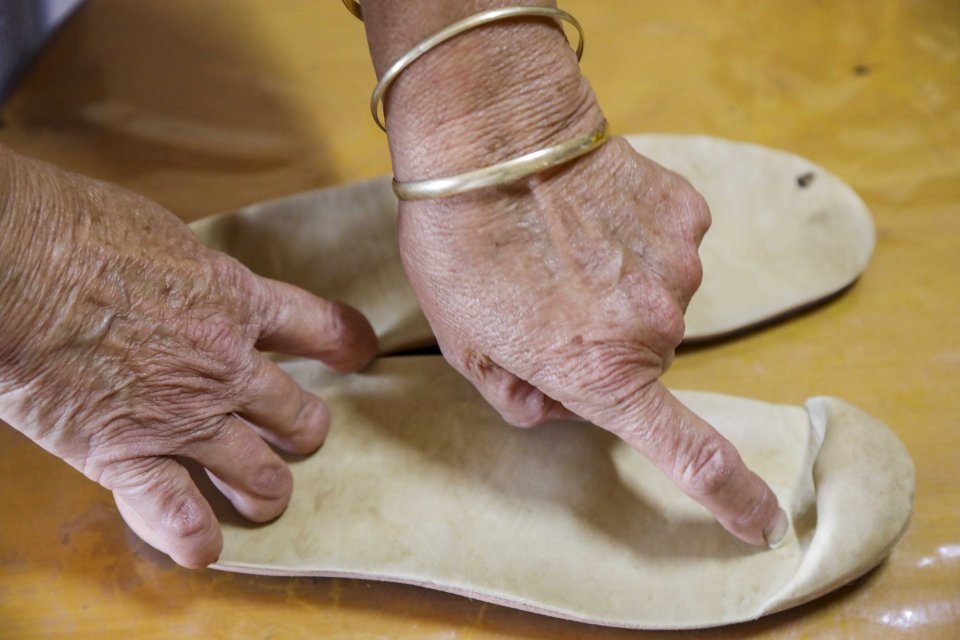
left=601, top=381, right=787, bottom=547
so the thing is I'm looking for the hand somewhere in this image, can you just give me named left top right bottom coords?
left=365, top=0, right=787, bottom=547
left=0, top=146, right=378, bottom=567
left=398, top=136, right=785, bottom=546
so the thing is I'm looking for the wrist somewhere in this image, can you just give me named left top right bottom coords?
left=0, top=145, right=19, bottom=258
left=363, top=1, right=604, bottom=182
left=0, top=148, right=75, bottom=392
left=0, top=149, right=40, bottom=389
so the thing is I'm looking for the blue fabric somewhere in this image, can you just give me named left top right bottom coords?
left=0, top=0, right=84, bottom=104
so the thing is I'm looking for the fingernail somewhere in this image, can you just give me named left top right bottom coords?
left=763, top=507, right=789, bottom=549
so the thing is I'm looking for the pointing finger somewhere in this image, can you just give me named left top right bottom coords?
left=598, top=380, right=787, bottom=547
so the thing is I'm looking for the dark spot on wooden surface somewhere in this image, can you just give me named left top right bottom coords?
left=797, top=172, right=816, bottom=188
left=854, top=64, right=871, bottom=76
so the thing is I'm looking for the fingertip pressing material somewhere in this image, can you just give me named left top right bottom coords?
left=235, top=357, right=331, bottom=455
left=764, top=507, right=790, bottom=549
left=613, top=384, right=782, bottom=549
left=109, top=458, right=223, bottom=568
left=205, top=467, right=291, bottom=524
left=282, top=395, right=332, bottom=455
left=321, top=301, right=380, bottom=373
left=114, top=490, right=222, bottom=569
left=210, top=359, right=915, bottom=628
left=211, top=358, right=915, bottom=629
left=255, top=279, right=379, bottom=368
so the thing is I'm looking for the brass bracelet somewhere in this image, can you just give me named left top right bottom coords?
left=368, top=6, right=584, bottom=131
left=392, top=119, right=609, bottom=201
left=341, top=0, right=362, bottom=20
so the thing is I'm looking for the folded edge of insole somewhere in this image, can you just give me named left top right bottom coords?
left=190, top=135, right=875, bottom=353
left=210, top=356, right=914, bottom=630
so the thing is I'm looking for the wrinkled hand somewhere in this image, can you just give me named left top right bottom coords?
left=0, top=147, right=378, bottom=567
left=395, top=135, right=786, bottom=548
left=368, top=1, right=787, bottom=547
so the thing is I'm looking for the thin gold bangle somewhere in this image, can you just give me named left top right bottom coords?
left=369, top=6, right=584, bottom=132
left=341, top=0, right=362, bottom=20
left=392, top=119, right=609, bottom=201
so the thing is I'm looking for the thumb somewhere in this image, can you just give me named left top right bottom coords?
left=598, top=380, right=788, bottom=547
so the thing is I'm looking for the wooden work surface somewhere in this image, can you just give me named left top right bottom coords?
left=1, top=1, right=958, bottom=637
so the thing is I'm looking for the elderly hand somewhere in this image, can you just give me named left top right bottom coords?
left=0, top=146, right=378, bottom=567
left=397, top=138, right=786, bottom=547
left=365, top=0, right=787, bottom=547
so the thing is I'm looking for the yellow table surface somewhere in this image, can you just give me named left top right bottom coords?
left=1, top=1, right=958, bottom=637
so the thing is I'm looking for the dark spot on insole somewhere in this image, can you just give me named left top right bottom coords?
left=797, top=172, right=816, bottom=188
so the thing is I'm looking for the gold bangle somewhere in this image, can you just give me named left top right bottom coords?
left=392, top=119, right=609, bottom=201
left=370, top=6, right=584, bottom=132
left=341, top=0, right=362, bottom=20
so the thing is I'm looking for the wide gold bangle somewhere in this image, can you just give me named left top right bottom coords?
left=392, top=119, right=609, bottom=201
left=368, top=6, right=584, bottom=132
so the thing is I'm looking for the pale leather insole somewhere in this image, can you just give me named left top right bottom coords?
left=627, top=135, right=875, bottom=340
left=211, top=356, right=914, bottom=630
left=190, top=135, right=875, bottom=352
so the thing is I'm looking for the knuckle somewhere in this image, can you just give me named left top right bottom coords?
left=182, top=316, right=251, bottom=375
left=160, top=491, right=215, bottom=543
left=249, top=461, right=293, bottom=502
left=644, top=288, right=686, bottom=348
left=686, top=188, right=712, bottom=238
left=669, top=172, right=712, bottom=241
left=475, top=358, right=553, bottom=429
left=210, top=253, right=258, bottom=297
left=286, top=398, right=328, bottom=454
left=78, top=419, right=141, bottom=482
left=678, top=441, right=740, bottom=498
left=185, top=416, right=233, bottom=451
left=564, top=345, right=655, bottom=420
left=203, top=320, right=243, bottom=358
left=580, top=345, right=641, bottom=386
left=605, top=383, right=670, bottom=449
left=678, top=251, right=704, bottom=301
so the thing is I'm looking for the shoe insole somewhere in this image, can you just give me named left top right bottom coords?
left=210, top=356, right=913, bottom=630
left=191, top=135, right=875, bottom=352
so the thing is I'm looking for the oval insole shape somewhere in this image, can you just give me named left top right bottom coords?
left=190, top=136, right=874, bottom=352
left=210, top=356, right=913, bottom=630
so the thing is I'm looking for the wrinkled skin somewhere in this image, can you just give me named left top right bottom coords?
left=0, top=149, right=378, bottom=567
left=397, top=137, right=783, bottom=546
left=0, top=1, right=785, bottom=569
left=364, top=0, right=786, bottom=547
